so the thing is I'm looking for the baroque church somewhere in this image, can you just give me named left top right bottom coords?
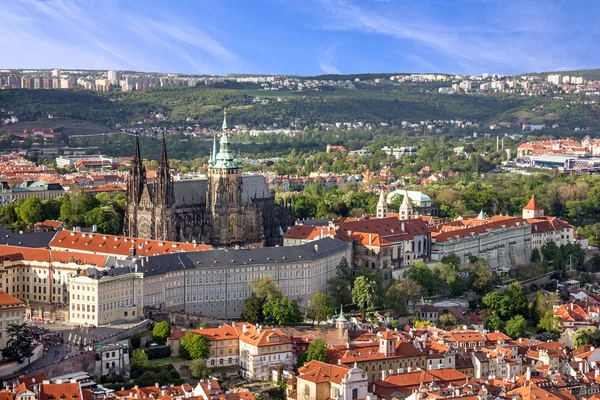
left=124, top=111, right=295, bottom=248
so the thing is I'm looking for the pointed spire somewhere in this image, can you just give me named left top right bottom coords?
left=222, top=107, right=228, bottom=132
left=159, top=133, right=168, bottom=167
left=477, top=210, right=486, bottom=220
left=133, top=134, right=141, bottom=163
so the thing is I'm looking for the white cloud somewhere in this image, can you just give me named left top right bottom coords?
left=311, top=0, right=574, bottom=74
left=318, top=42, right=341, bottom=74
left=0, top=0, right=240, bottom=74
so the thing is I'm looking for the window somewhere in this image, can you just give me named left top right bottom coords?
left=352, top=389, right=358, bottom=399
left=304, top=385, right=310, bottom=398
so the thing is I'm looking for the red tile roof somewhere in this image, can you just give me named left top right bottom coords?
left=49, top=230, right=211, bottom=257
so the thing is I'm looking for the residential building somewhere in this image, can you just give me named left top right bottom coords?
left=235, top=322, right=294, bottom=381
left=287, top=360, right=374, bottom=400
left=0, top=290, right=25, bottom=349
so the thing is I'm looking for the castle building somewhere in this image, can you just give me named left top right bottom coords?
left=125, top=110, right=295, bottom=247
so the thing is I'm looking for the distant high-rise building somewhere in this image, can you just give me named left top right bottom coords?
left=107, top=70, right=120, bottom=85
left=51, top=69, right=61, bottom=77
left=547, top=74, right=562, bottom=85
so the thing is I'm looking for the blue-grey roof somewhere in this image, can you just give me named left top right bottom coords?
left=109, top=237, right=350, bottom=277
left=0, top=226, right=56, bottom=248
left=172, top=175, right=271, bottom=207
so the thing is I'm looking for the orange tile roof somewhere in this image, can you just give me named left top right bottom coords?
left=524, top=195, right=543, bottom=211
left=0, top=245, right=108, bottom=267
left=49, top=230, right=212, bottom=257
left=284, top=225, right=335, bottom=240
left=0, top=290, right=24, bottom=307
left=297, top=360, right=351, bottom=384
left=39, top=383, right=82, bottom=400
left=508, top=384, right=562, bottom=400
left=233, top=323, right=291, bottom=348
left=191, top=324, right=240, bottom=342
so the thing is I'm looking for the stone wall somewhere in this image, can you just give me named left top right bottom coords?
left=33, top=351, right=96, bottom=378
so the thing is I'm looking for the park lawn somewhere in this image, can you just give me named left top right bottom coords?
left=148, top=357, right=187, bottom=367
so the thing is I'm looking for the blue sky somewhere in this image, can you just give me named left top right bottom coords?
left=2, top=0, right=599, bottom=76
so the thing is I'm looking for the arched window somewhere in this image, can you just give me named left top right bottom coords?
left=229, top=186, right=234, bottom=202
left=229, top=217, right=234, bottom=235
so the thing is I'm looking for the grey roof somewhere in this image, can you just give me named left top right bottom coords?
left=173, top=180, right=206, bottom=206
left=172, top=175, right=271, bottom=207
left=0, top=227, right=56, bottom=248
left=110, top=237, right=350, bottom=277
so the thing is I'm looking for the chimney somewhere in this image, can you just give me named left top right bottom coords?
left=381, top=370, right=387, bottom=380
left=401, top=222, right=405, bottom=231
left=242, top=324, right=247, bottom=333
left=314, top=244, right=319, bottom=253
left=155, top=383, right=160, bottom=389
left=526, top=367, right=531, bottom=381
left=130, top=245, right=136, bottom=257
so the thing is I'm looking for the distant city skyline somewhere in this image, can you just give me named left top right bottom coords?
left=2, top=0, right=600, bottom=76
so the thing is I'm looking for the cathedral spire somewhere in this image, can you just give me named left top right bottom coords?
left=222, top=107, right=228, bottom=132
left=156, top=133, right=173, bottom=207
left=159, top=133, right=168, bottom=170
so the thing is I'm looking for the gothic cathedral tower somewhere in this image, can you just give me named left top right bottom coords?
left=153, top=134, right=175, bottom=241
left=125, top=135, right=146, bottom=238
left=206, top=109, right=244, bottom=247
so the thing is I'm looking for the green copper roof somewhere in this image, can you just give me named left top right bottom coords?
left=211, top=108, right=242, bottom=170
left=336, top=305, right=348, bottom=322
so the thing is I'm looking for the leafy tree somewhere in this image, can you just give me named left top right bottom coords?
left=385, top=278, right=422, bottom=315
left=263, top=296, right=303, bottom=326
left=252, top=276, right=283, bottom=302
left=17, top=197, right=43, bottom=224
left=414, top=320, right=435, bottom=328
left=180, top=332, right=211, bottom=359
left=84, top=208, right=121, bottom=235
left=190, top=359, right=210, bottom=378
left=484, top=313, right=505, bottom=332
left=504, top=315, right=527, bottom=339
left=440, top=254, right=461, bottom=270
left=537, top=310, right=562, bottom=334
left=467, top=259, right=495, bottom=293
left=533, top=291, right=559, bottom=323
left=306, top=293, right=334, bottom=326
left=2, top=324, right=33, bottom=363
left=196, top=321, right=208, bottom=329
left=41, top=198, right=62, bottom=221
left=352, top=276, right=377, bottom=318
left=131, top=348, right=150, bottom=371
left=439, top=312, right=457, bottom=328
left=502, top=282, right=528, bottom=318
left=573, top=326, right=600, bottom=348
left=305, top=339, right=328, bottom=363
left=241, top=294, right=265, bottom=324
left=336, top=257, right=354, bottom=287
left=404, top=262, right=440, bottom=297
left=328, top=276, right=352, bottom=307
left=152, top=321, right=171, bottom=343
left=531, top=248, right=541, bottom=263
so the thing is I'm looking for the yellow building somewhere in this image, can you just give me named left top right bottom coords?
left=0, top=290, right=25, bottom=348
left=69, top=267, right=143, bottom=326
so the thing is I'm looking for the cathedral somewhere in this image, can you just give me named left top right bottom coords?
left=124, top=111, right=295, bottom=248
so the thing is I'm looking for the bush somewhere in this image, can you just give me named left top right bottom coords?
left=133, top=364, right=182, bottom=387
left=144, top=345, right=172, bottom=360
left=128, top=330, right=152, bottom=349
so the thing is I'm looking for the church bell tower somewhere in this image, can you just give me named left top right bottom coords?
left=206, top=109, right=244, bottom=247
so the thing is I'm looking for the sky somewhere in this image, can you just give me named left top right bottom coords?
left=2, top=0, right=600, bottom=76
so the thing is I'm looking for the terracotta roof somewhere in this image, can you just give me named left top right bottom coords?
left=39, top=383, right=82, bottom=400
left=0, top=290, right=24, bottom=307
left=233, top=323, right=291, bottom=348
left=524, top=196, right=543, bottom=211
left=508, top=383, right=562, bottom=400
left=0, top=245, right=108, bottom=267
left=191, top=324, right=240, bottom=342
left=49, top=230, right=212, bottom=257
left=297, top=360, right=351, bottom=384
left=284, top=225, right=335, bottom=240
